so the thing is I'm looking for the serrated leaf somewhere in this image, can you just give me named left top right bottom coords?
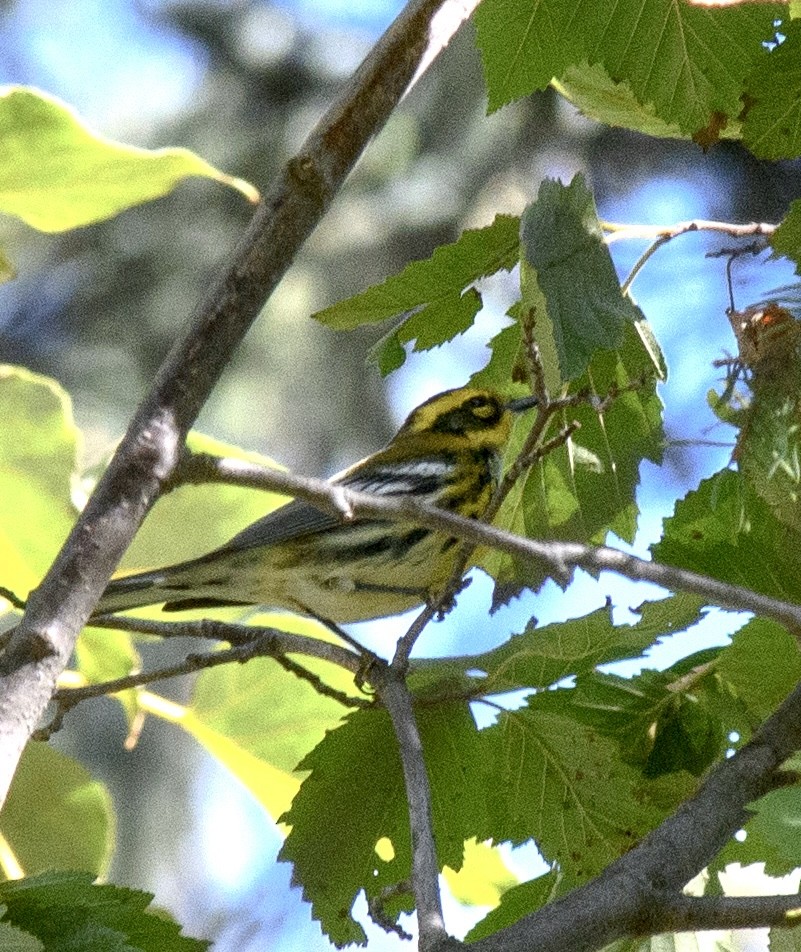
left=717, top=619, right=801, bottom=724
left=313, top=214, right=520, bottom=374
left=653, top=468, right=801, bottom=605
left=570, top=653, right=732, bottom=778
left=772, top=200, right=801, bottom=274
left=470, top=321, right=527, bottom=392
left=482, top=317, right=664, bottom=597
left=278, top=702, right=488, bottom=947
left=465, top=870, right=566, bottom=942
left=474, top=0, right=781, bottom=137
left=1, top=742, right=113, bottom=879
left=742, top=787, right=801, bottom=876
left=0, top=872, right=208, bottom=952
left=419, top=595, right=706, bottom=697
left=521, top=176, right=641, bottom=382
left=742, top=20, right=801, bottom=160
left=554, top=63, right=686, bottom=140
left=0, top=86, right=256, bottom=232
left=483, top=692, right=663, bottom=883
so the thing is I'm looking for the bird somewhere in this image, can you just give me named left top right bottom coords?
left=93, top=387, right=537, bottom=624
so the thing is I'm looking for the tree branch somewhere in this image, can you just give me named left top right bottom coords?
left=0, top=0, right=480, bottom=808
left=164, top=452, right=801, bottom=637
left=40, top=630, right=368, bottom=740
left=469, top=674, right=801, bottom=952
left=655, top=893, right=801, bottom=933
left=90, top=614, right=364, bottom=673
left=370, top=664, right=452, bottom=951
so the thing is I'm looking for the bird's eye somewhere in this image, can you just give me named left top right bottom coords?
left=466, top=395, right=496, bottom=419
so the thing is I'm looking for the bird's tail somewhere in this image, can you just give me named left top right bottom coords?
left=92, top=569, right=175, bottom=616
left=92, top=554, right=249, bottom=617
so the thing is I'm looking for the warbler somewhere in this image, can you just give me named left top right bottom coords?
left=94, top=387, right=537, bottom=623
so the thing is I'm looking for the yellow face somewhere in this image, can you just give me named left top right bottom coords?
left=394, top=388, right=511, bottom=451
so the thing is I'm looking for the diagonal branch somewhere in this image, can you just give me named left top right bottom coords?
left=40, top=629, right=368, bottom=740
left=165, top=451, right=801, bottom=636
left=0, top=0, right=481, bottom=809
left=468, top=674, right=801, bottom=952
left=654, top=893, right=801, bottom=933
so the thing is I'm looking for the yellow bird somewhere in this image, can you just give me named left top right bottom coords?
left=94, top=387, right=536, bottom=624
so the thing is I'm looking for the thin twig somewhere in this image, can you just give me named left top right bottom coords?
left=604, top=219, right=777, bottom=243
left=621, top=234, right=672, bottom=294
left=156, top=453, right=801, bottom=637
left=90, top=614, right=364, bottom=673
left=371, top=665, right=449, bottom=951
left=37, top=632, right=370, bottom=738
left=604, top=219, right=777, bottom=294
left=367, top=880, right=414, bottom=941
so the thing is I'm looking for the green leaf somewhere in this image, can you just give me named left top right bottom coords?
left=0, top=365, right=78, bottom=605
left=74, top=626, right=138, bottom=687
left=190, top=614, right=353, bottom=775
left=0, top=872, right=208, bottom=951
left=1, top=743, right=114, bottom=878
left=742, top=21, right=801, bottom=160
left=554, top=63, right=687, bottom=140
left=743, top=786, right=801, bottom=874
left=653, top=469, right=801, bottom=605
left=414, top=595, right=706, bottom=698
left=482, top=317, right=664, bottom=596
left=520, top=176, right=641, bottom=382
left=717, top=618, right=801, bottom=723
left=278, top=709, right=407, bottom=947
left=571, top=659, right=731, bottom=778
left=483, top=692, right=663, bottom=883
left=473, top=0, right=781, bottom=137
left=279, top=702, right=488, bottom=947
left=470, top=319, right=528, bottom=392
left=465, top=870, right=566, bottom=942
left=312, top=214, right=521, bottom=374
left=772, top=199, right=801, bottom=274
left=0, top=87, right=256, bottom=232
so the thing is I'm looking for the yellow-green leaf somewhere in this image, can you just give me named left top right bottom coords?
left=0, top=744, right=114, bottom=878
left=0, top=366, right=79, bottom=601
left=0, top=86, right=257, bottom=233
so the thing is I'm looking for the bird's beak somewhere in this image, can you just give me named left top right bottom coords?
left=506, top=394, right=539, bottom=413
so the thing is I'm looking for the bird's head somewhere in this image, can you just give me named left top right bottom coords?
left=392, top=387, right=538, bottom=454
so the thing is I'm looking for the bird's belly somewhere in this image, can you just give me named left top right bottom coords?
left=187, top=523, right=461, bottom=624
left=284, top=525, right=458, bottom=623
